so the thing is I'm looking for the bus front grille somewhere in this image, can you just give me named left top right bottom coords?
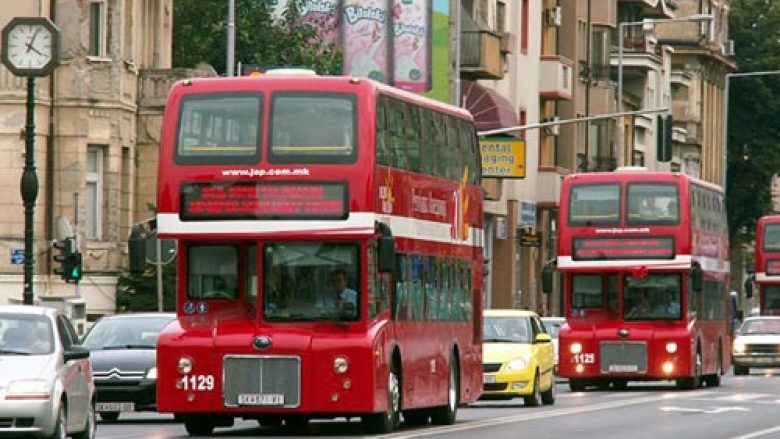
left=223, top=355, right=300, bottom=408
left=600, top=342, right=647, bottom=373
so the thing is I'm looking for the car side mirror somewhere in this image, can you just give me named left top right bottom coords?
left=535, top=333, right=552, bottom=344
left=63, top=345, right=90, bottom=362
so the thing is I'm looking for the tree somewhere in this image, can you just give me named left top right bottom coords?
left=173, top=0, right=342, bottom=75
left=727, top=0, right=780, bottom=246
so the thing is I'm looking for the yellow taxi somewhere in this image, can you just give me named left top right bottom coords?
left=481, top=309, right=556, bottom=406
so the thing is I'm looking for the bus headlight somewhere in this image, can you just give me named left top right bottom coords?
left=662, top=361, right=674, bottom=374
left=733, top=340, right=746, bottom=354
left=333, top=356, right=349, bottom=374
left=177, top=357, right=193, bottom=374
left=665, top=342, right=678, bottom=354
left=507, top=357, right=529, bottom=371
left=570, top=342, right=583, bottom=354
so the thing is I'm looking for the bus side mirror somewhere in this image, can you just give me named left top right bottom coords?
left=541, top=261, right=555, bottom=294
left=691, top=264, right=702, bottom=292
left=378, top=236, right=395, bottom=273
left=745, top=279, right=753, bottom=299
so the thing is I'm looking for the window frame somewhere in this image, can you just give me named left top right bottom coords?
left=88, top=0, right=108, bottom=59
left=86, top=145, right=105, bottom=240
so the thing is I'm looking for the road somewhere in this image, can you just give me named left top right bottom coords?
left=97, top=371, right=780, bottom=439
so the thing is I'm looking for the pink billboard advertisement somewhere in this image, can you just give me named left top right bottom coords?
left=342, top=0, right=391, bottom=82
left=392, top=0, right=432, bottom=92
left=270, top=0, right=341, bottom=43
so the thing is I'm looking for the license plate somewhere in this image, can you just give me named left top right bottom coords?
left=609, top=364, right=638, bottom=372
left=237, top=393, right=285, bottom=406
left=483, top=374, right=496, bottom=384
left=96, top=402, right=135, bottom=412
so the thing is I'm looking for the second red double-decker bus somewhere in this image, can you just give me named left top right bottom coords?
left=146, top=70, right=484, bottom=435
left=543, top=168, right=730, bottom=390
left=752, top=215, right=780, bottom=315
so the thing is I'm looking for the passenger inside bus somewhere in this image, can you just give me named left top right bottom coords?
left=625, top=293, right=651, bottom=318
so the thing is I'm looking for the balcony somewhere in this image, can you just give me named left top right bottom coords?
left=539, top=55, right=573, bottom=100
left=460, top=29, right=503, bottom=80
left=536, top=167, right=569, bottom=205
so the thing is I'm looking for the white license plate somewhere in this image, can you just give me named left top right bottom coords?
left=483, top=374, right=496, bottom=384
left=96, top=402, right=135, bottom=412
left=609, top=364, right=639, bottom=372
left=237, top=393, right=285, bottom=406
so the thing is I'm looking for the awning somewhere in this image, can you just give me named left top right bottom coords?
left=461, top=80, right=518, bottom=136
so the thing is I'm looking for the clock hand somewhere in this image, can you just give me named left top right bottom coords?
left=26, top=44, right=44, bottom=56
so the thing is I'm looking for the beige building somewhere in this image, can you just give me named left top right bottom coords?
left=0, top=0, right=176, bottom=319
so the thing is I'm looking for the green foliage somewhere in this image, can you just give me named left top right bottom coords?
left=116, top=260, right=177, bottom=313
left=727, top=0, right=780, bottom=243
left=173, top=0, right=342, bottom=75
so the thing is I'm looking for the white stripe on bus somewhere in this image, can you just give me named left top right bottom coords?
left=558, top=255, right=730, bottom=273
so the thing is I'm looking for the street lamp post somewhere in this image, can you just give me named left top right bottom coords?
left=722, top=70, right=780, bottom=188
left=617, top=13, right=713, bottom=166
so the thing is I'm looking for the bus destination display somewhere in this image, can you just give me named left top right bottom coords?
left=573, top=237, right=674, bottom=260
left=767, top=260, right=780, bottom=276
left=180, top=182, right=347, bottom=220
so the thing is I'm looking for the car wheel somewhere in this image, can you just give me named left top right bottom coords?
left=72, top=401, right=96, bottom=439
left=733, top=364, right=749, bottom=376
left=49, top=405, right=67, bottom=439
left=431, top=356, right=459, bottom=425
left=541, top=373, right=556, bottom=405
left=98, top=411, right=120, bottom=422
left=523, top=370, right=543, bottom=407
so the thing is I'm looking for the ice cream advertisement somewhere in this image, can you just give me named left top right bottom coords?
left=269, top=0, right=341, bottom=43
left=392, top=0, right=432, bottom=92
left=342, top=0, right=391, bottom=82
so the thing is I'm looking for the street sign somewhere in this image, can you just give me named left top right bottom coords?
left=480, top=138, right=526, bottom=178
left=10, top=248, right=23, bottom=265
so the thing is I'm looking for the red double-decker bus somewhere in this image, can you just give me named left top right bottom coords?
left=148, top=71, right=484, bottom=435
left=543, top=168, right=730, bottom=390
left=752, top=215, right=780, bottom=315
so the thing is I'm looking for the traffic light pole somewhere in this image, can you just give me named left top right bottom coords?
left=21, top=77, right=37, bottom=305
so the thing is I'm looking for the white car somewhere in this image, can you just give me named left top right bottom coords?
left=541, top=316, right=565, bottom=373
left=732, top=316, right=780, bottom=375
left=0, top=305, right=95, bottom=438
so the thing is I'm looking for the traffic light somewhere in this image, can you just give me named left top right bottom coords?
left=53, top=237, right=82, bottom=283
left=656, top=114, right=673, bottom=162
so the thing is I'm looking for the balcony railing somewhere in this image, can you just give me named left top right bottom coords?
left=460, top=29, right=503, bottom=80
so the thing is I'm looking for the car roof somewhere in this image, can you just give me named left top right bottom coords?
left=98, top=312, right=176, bottom=320
left=541, top=316, right=565, bottom=321
left=0, top=304, right=57, bottom=317
left=483, top=309, right=538, bottom=318
left=743, top=316, right=780, bottom=322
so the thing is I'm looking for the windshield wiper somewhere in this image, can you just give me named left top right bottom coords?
left=0, top=349, right=31, bottom=355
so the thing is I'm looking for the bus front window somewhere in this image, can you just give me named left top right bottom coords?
left=763, top=225, right=780, bottom=251
left=568, top=184, right=619, bottom=226
left=187, top=245, right=239, bottom=300
left=626, top=183, right=679, bottom=225
left=623, top=274, right=681, bottom=320
left=764, top=285, right=780, bottom=312
left=263, top=243, right=360, bottom=322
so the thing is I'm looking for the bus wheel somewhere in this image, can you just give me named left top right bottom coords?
left=431, top=357, right=459, bottom=425
left=677, top=349, right=702, bottom=390
left=523, top=370, right=543, bottom=407
left=704, top=348, right=723, bottom=387
left=569, top=378, right=586, bottom=391
left=183, top=416, right=215, bottom=436
left=363, top=363, right=401, bottom=433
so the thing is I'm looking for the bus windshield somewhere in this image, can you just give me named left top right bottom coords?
left=568, top=184, right=619, bottom=225
left=627, top=183, right=679, bottom=225
left=763, top=224, right=780, bottom=251
left=623, top=273, right=681, bottom=320
left=263, top=243, right=360, bottom=322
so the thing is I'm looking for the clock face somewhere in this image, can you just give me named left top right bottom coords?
left=6, top=24, right=53, bottom=70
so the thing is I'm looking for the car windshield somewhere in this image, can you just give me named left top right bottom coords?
left=82, top=315, right=174, bottom=350
left=0, top=313, right=54, bottom=355
left=483, top=316, right=532, bottom=343
left=739, top=319, right=780, bottom=335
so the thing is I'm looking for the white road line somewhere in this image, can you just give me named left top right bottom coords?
left=732, top=425, right=780, bottom=439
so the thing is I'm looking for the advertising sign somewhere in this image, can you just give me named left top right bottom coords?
left=573, top=237, right=675, bottom=261
left=343, top=0, right=391, bottom=82
left=392, top=0, right=432, bottom=92
left=480, top=138, right=526, bottom=178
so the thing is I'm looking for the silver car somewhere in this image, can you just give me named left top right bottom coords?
left=0, top=305, right=95, bottom=438
left=733, top=316, right=780, bottom=375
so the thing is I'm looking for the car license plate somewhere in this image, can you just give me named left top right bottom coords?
left=237, top=393, right=285, bottom=406
left=483, top=374, right=496, bottom=384
left=96, top=402, right=135, bottom=412
left=609, top=364, right=638, bottom=372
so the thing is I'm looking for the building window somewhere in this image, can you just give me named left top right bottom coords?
left=86, top=146, right=105, bottom=240
left=89, top=1, right=106, bottom=57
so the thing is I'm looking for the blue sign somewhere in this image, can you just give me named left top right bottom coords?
left=519, top=202, right=537, bottom=230
left=182, top=302, right=195, bottom=315
left=10, top=249, right=24, bottom=265
left=196, top=302, right=209, bottom=314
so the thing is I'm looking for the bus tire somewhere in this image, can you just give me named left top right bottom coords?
left=183, top=416, right=215, bottom=436
left=705, top=346, right=723, bottom=387
left=569, top=378, right=586, bottom=391
left=431, top=356, right=459, bottom=425
left=677, top=348, right=702, bottom=390
left=363, top=362, right=401, bottom=433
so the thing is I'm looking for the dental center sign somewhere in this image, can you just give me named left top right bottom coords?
left=480, top=138, right=526, bottom=178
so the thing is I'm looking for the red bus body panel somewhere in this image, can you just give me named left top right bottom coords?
left=154, top=75, right=483, bottom=420
left=755, top=215, right=780, bottom=315
left=556, top=171, right=730, bottom=383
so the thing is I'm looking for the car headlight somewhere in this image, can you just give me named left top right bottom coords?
left=145, top=367, right=158, bottom=379
left=6, top=379, right=51, bottom=400
left=733, top=340, right=746, bottom=354
left=177, top=357, right=193, bottom=374
left=506, top=357, right=529, bottom=371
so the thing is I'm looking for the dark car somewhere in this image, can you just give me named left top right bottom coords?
left=82, top=312, right=175, bottom=422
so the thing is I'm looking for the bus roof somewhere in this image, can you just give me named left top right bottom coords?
left=563, top=170, right=724, bottom=194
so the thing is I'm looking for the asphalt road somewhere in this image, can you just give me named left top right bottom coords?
left=96, top=370, right=780, bottom=439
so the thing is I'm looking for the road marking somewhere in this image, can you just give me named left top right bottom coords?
left=385, top=392, right=707, bottom=439
left=659, top=405, right=750, bottom=414
left=732, top=425, right=780, bottom=439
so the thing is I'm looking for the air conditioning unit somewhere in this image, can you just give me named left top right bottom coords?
left=721, top=39, right=735, bottom=56
left=546, top=6, right=562, bottom=27
left=545, top=116, right=560, bottom=136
